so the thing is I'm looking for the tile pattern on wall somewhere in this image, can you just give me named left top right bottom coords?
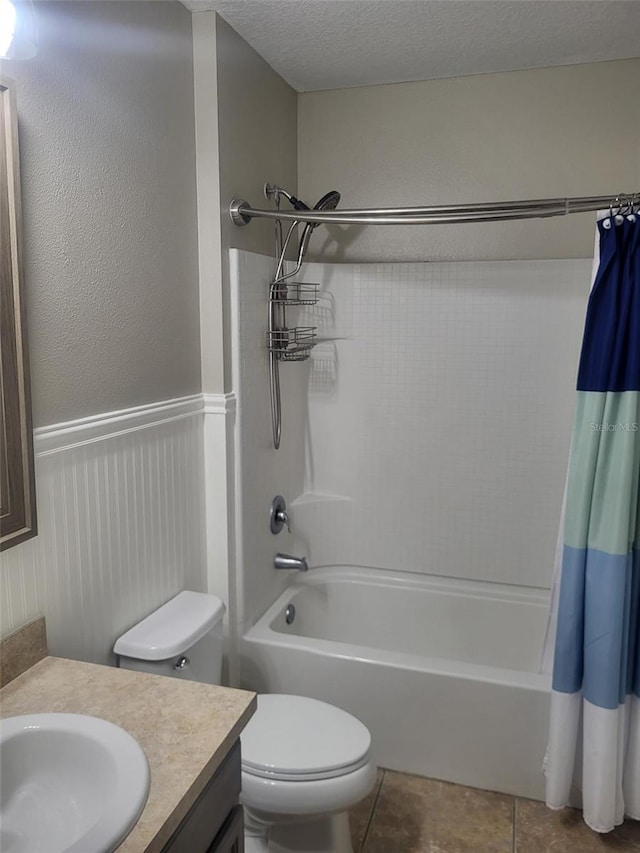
left=294, top=258, right=593, bottom=589
left=0, top=399, right=206, bottom=664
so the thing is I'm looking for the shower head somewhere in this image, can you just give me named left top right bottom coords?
left=314, top=190, right=342, bottom=212
left=297, top=190, right=341, bottom=263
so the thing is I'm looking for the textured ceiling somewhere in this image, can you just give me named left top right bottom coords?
left=182, top=0, right=640, bottom=92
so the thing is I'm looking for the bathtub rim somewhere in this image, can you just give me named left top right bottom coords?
left=264, top=563, right=551, bottom=603
left=243, top=565, right=551, bottom=693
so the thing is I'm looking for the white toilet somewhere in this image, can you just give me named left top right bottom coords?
left=114, top=591, right=376, bottom=853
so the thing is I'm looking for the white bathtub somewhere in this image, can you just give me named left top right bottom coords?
left=240, top=566, right=551, bottom=800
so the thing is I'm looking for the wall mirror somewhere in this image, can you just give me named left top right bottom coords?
left=1, top=75, right=36, bottom=550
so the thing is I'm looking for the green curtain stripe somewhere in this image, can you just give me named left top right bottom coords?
left=564, top=391, right=640, bottom=555
left=636, top=483, right=640, bottom=550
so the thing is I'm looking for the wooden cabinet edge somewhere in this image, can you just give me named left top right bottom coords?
left=160, top=741, right=243, bottom=853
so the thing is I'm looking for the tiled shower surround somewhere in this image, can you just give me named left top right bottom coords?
left=231, top=250, right=592, bottom=616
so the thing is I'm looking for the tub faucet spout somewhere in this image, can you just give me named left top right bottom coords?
left=274, top=553, right=309, bottom=572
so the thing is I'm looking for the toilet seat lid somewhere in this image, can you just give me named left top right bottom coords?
left=241, top=694, right=371, bottom=781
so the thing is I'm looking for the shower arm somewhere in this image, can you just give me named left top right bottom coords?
left=230, top=193, right=639, bottom=228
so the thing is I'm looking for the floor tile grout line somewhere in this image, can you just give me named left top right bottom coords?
left=360, top=769, right=385, bottom=852
left=360, top=769, right=385, bottom=853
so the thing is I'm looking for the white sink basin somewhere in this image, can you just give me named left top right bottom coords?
left=0, top=713, right=150, bottom=853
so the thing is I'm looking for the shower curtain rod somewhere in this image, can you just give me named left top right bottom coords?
left=230, top=192, right=639, bottom=227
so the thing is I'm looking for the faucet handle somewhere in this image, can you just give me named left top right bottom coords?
left=277, top=508, right=291, bottom=533
left=270, top=495, right=290, bottom=534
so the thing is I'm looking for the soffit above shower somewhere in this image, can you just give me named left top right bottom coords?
left=180, top=0, right=640, bottom=92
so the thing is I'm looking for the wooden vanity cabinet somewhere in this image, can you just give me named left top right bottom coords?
left=160, top=740, right=244, bottom=853
left=207, top=806, right=244, bottom=853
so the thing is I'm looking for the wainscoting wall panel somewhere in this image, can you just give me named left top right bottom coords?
left=0, top=396, right=207, bottom=665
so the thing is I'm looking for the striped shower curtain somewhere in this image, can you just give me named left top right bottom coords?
left=544, top=210, right=640, bottom=832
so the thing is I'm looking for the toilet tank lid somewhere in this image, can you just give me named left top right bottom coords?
left=114, top=591, right=226, bottom=661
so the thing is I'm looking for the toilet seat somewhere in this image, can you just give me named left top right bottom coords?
left=241, top=694, right=371, bottom=783
left=241, top=758, right=377, bottom=818
left=243, top=754, right=371, bottom=783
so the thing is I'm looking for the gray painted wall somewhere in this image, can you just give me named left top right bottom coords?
left=3, top=1, right=201, bottom=426
left=193, top=13, right=298, bottom=394
left=216, top=16, right=298, bottom=392
left=216, top=16, right=298, bottom=260
left=299, top=59, right=640, bottom=262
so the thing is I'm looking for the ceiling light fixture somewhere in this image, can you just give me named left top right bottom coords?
left=0, top=0, right=17, bottom=58
left=0, top=0, right=37, bottom=61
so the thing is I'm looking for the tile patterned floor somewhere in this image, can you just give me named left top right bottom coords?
left=350, top=770, right=640, bottom=852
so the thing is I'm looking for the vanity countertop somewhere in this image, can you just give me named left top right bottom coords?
left=0, top=655, right=256, bottom=853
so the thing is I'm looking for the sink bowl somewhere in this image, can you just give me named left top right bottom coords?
left=0, top=713, right=150, bottom=853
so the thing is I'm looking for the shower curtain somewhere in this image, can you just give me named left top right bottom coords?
left=544, top=210, right=640, bottom=832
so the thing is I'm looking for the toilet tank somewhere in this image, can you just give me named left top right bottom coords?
left=114, top=591, right=225, bottom=685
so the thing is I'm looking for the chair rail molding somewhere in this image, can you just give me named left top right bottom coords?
left=34, top=395, right=205, bottom=456
left=203, top=392, right=237, bottom=416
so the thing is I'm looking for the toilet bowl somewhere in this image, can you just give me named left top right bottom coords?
left=241, top=693, right=376, bottom=853
left=114, top=591, right=376, bottom=853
